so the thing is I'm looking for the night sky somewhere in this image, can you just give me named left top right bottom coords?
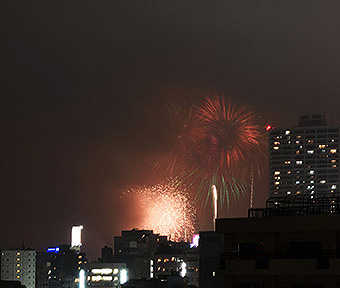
left=1, top=0, right=340, bottom=259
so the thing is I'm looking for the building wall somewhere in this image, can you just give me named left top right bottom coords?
left=215, top=215, right=340, bottom=288
left=1, top=249, right=36, bottom=288
left=269, top=115, right=339, bottom=198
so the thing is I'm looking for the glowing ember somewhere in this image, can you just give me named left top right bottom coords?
left=130, top=178, right=197, bottom=242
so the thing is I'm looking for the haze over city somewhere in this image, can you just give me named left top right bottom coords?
left=2, top=0, right=340, bottom=261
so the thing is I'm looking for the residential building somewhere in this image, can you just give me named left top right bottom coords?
left=269, top=114, right=339, bottom=199
left=0, top=249, right=36, bottom=288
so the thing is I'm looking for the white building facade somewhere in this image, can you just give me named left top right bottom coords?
left=1, top=249, right=36, bottom=288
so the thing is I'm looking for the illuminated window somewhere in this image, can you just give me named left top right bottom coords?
left=16, top=269, right=20, bottom=273
left=332, top=185, right=337, bottom=189
left=319, top=144, right=326, bottom=149
left=17, top=258, right=20, bottom=262
left=296, top=150, right=300, bottom=154
left=309, top=170, right=314, bottom=175
left=274, top=141, right=280, bottom=145
left=296, top=191, right=301, bottom=194
left=331, top=159, right=337, bottom=163
left=287, top=191, right=291, bottom=195
left=113, top=269, right=119, bottom=274
left=307, top=139, right=314, bottom=143
left=16, top=264, right=20, bottom=267
left=307, top=150, right=314, bottom=154
left=273, top=146, right=280, bottom=150
left=287, top=171, right=291, bottom=174
left=275, top=182, right=280, bottom=185
left=284, top=161, right=291, bottom=164
left=274, top=171, right=280, bottom=175
left=296, top=160, right=303, bottom=165
left=16, top=252, right=20, bottom=256
left=285, top=130, right=291, bottom=135
left=320, top=180, right=326, bottom=184
left=330, top=149, right=337, bottom=154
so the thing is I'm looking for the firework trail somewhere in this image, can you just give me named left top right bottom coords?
left=129, top=178, right=197, bottom=242
left=212, top=184, right=218, bottom=226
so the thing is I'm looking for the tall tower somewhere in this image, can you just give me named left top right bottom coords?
left=269, top=114, right=339, bottom=199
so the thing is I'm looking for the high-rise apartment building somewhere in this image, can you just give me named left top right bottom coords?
left=269, top=114, right=339, bottom=198
left=0, top=249, right=36, bottom=288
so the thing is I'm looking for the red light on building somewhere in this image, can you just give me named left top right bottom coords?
left=265, top=125, right=273, bottom=131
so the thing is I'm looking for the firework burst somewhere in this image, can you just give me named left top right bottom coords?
left=188, top=95, right=266, bottom=207
left=129, top=178, right=197, bottom=242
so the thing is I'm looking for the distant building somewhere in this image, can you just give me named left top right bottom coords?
left=36, top=251, right=51, bottom=288
left=154, top=242, right=199, bottom=287
left=0, top=249, right=36, bottom=288
left=101, top=246, right=114, bottom=263
left=87, top=262, right=127, bottom=287
left=113, top=229, right=167, bottom=280
left=269, top=113, right=339, bottom=199
left=215, top=214, right=340, bottom=288
left=48, top=245, right=87, bottom=288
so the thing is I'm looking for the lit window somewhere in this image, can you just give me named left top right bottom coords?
left=284, top=161, right=291, bottom=164
left=274, top=171, right=280, bottom=175
left=332, top=185, right=337, bottom=189
left=287, top=191, right=291, bottom=195
left=296, top=150, right=300, bottom=154
left=16, top=264, right=20, bottom=267
left=320, top=180, right=326, bottom=184
left=330, top=149, right=337, bottom=154
left=16, top=252, right=20, bottom=256
left=273, top=146, right=280, bottom=150
left=307, top=150, right=314, bottom=154
left=296, top=191, right=301, bottom=194
left=309, top=170, right=314, bottom=175
left=16, top=276, right=20, bottom=279
left=307, top=139, right=314, bottom=143
left=16, top=269, right=20, bottom=273
left=17, top=258, right=20, bottom=262
left=296, top=161, right=303, bottom=165
left=275, top=182, right=280, bottom=185
left=285, top=130, right=291, bottom=135
left=319, top=144, right=326, bottom=149
left=274, top=141, right=280, bottom=145
left=295, top=181, right=300, bottom=184
left=287, top=171, right=291, bottom=174
left=331, top=159, right=337, bottom=163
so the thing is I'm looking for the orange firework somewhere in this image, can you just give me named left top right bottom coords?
left=189, top=95, right=266, bottom=206
left=130, top=178, right=197, bottom=242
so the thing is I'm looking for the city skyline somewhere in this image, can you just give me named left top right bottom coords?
left=2, top=1, right=340, bottom=260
